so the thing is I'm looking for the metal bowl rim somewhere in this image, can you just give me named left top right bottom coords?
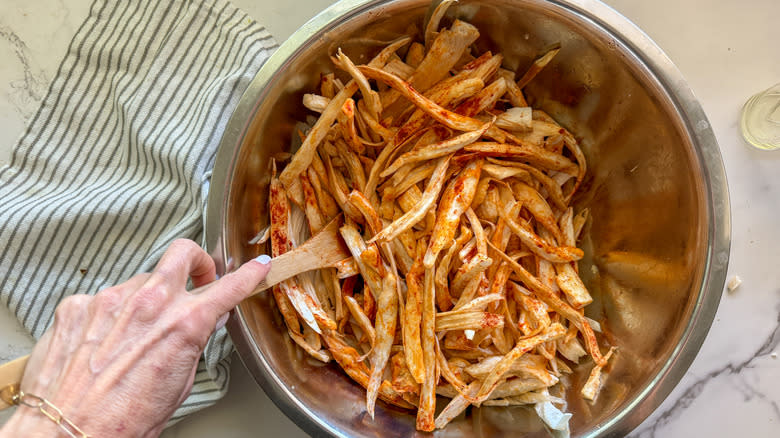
left=205, top=0, right=732, bottom=436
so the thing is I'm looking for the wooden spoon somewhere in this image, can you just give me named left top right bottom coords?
left=249, top=214, right=351, bottom=295
left=0, top=215, right=351, bottom=410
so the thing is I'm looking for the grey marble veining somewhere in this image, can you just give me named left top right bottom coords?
left=0, top=0, right=91, bottom=166
left=632, top=305, right=780, bottom=437
left=0, top=0, right=778, bottom=437
left=0, top=23, right=49, bottom=123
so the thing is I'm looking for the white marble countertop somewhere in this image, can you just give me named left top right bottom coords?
left=1, top=0, right=778, bottom=436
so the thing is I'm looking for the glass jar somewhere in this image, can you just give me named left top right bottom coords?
left=740, top=82, right=780, bottom=150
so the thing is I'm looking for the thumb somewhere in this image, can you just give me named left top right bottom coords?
left=197, top=254, right=272, bottom=317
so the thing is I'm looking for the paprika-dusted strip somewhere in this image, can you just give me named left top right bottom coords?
left=435, top=226, right=473, bottom=311
left=337, top=98, right=366, bottom=155
left=282, top=35, right=411, bottom=195
left=516, top=45, right=561, bottom=89
left=465, top=141, right=578, bottom=174
left=499, top=202, right=583, bottom=263
left=335, top=49, right=382, bottom=122
left=487, top=158, right=567, bottom=210
left=322, top=333, right=414, bottom=409
left=370, top=156, right=451, bottom=243
left=555, top=262, right=593, bottom=309
left=366, top=273, right=399, bottom=417
left=339, top=224, right=381, bottom=321
left=359, top=65, right=486, bottom=132
left=323, top=153, right=364, bottom=224
left=434, top=382, right=480, bottom=429
left=344, top=295, right=376, bottom=349
left=307, top=166, right=340, bottom=221
left=450, top=253, right=493, bottom=297
left=382, top=159, right=438, bottom=200
left=381, top=122, right=491, bottom=178
left=300, top=171, right=326, bottom=234
left=489, top=240, right=605, bottom=366
left=424, top=159, right=484, bottom=267
left=416, top=267, right=438, bottom=432
left=280, top=82, right=359, bottom=194
left=581, top=347, right=616, bottom=400
left=424, top=0, right=458, bottom=48
left=472, top=323, right=566, bottom=403
left=435, top=311, right=504, bottom=331
left=270, top=170, right=337, bottom=333
left=384, top=19, right=480, bottom=110
left=403, top=256, right=425, bottom=384
left=510, top=282, right=552, bottom=333
left=364, top=77, right=483, bottom=202
left=454, top=77, right=508, bottom=117
left=435, top=336, right=470, bottom=395
left=465, top=208, right=487, bottom=256
left=464, top=354, right=553, bottom=384
left=510, top=180, right=564, bottom=243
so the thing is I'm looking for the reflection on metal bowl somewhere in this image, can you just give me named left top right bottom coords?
left=205, top=0, right=731, bottom=436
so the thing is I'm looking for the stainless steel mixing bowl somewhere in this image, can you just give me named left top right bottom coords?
left=205, top=0, right=731, bottom=436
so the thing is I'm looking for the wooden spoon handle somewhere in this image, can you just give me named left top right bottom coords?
left=250, top=246, right=320, bottom=296
left=0, top=354, right=29, bottom=410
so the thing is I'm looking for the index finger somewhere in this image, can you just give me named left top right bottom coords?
left=194, top=254, right=272, bottom=317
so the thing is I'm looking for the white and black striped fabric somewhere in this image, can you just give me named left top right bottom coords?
left=0, top=0, right=276, bottom=422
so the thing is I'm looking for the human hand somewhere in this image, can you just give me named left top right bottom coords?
left=0, top=239, right=270, bottom=438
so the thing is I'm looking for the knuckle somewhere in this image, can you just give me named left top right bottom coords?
left=91, top=287, right=123, bottom=315
left=128, top=272, right=152, bottom=285
left=165, top=303, right=213, bottom=347
left=154, top=241, right=204, bottom=282
left=171, top=237, right=198, bottom=249
left=167, top=239, right=202, bottom=258
left=54, top=294, right=90, bottom=321
left=125, top=284, right=171, bottom=321
left=133, top=285, right=169, bottom=307
left=150, top=265, right=177, bottom=285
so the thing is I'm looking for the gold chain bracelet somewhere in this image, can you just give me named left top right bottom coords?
left=0, top=384, right=90, bottom=438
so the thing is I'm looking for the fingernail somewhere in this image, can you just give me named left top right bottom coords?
left=254, top=254, right=272, bottom=265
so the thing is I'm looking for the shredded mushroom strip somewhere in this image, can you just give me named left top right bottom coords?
left=261, top=5, right=614, bottom=434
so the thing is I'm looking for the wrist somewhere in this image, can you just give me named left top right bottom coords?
left=1, top=406, right=66, bottom=438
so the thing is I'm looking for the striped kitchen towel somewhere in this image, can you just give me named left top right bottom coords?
left=0, top=0, right=277, bottom=423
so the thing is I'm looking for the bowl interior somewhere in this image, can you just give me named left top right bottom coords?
left=216, top=0, right=712, bottom=436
